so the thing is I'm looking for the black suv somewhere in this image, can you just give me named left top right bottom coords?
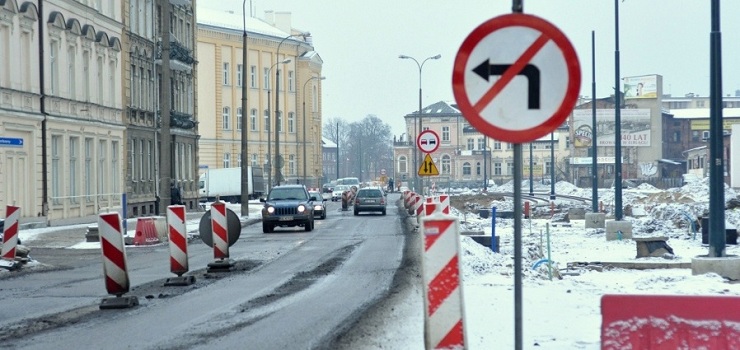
left=260, top=185, right=317, bottom=233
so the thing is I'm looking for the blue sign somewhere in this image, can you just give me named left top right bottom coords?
left=198, top=164, right=209, bottom=169
left=0, top=137, right=23, bottom=147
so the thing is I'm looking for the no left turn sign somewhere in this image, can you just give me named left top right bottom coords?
left=452, top=13, right=581, bottom=143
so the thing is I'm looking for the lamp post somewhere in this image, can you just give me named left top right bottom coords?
left=240, top=0, right=249, bottom=216
left=275, top=32, right=310, bottom=187
left=399, top=53, right=441, bottom=194
left=302, top=76, right=325, bottom=186
left=266, top=59, right=290, bottom=192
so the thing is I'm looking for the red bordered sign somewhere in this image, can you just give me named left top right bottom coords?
left=417, top=129, right=440, bottom=154
left=452, top=13, right=581, bottom=143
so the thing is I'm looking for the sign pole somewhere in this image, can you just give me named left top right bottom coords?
left=513, top=143, right=523, bottom=350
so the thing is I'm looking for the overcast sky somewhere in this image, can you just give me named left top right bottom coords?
left=208, top=1, right=740, bottom=136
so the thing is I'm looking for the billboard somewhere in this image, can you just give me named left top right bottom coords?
left=623, top=75, right=658, bottom=99
left=572, top=109, right=652, bottom=147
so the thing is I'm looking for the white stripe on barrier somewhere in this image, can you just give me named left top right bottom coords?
left=211, top=202, right=229, bottom=259
left=167, top=205, right=188, bottom=275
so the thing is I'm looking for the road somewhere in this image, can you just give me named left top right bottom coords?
left=0, top=193, right=414, bottom=349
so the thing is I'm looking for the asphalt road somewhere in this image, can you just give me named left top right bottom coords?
left=0, top=193, right=414, bottom=350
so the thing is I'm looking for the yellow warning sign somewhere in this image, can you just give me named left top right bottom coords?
left=418, top=153, right=440, bottom=176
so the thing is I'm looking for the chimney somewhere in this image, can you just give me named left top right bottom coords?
left=274, top=11, right=292, bottom=36
left=264, top=10, right=274, bottom=25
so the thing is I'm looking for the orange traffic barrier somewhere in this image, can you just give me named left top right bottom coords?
left=133, top=217, right=160, bottom=245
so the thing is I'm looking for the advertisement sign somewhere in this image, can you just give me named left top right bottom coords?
left=572, top=109, right=652, bottom=147
left=690, top=118, right=740, bottom=131
left=623, top=75, right=658, bottom=99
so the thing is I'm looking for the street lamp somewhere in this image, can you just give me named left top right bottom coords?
left=302, top=75, right=326, bottom=186
left=240, top=0, right=249, bottom=216
left=275, top=32, right=310, bottom=186
left=399, top=53, right=441, bottom=194
left=266, top=59, right=291, bottom=191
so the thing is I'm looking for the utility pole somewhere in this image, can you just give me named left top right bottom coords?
left=240, top=0, right=249, bottom=216
left=158, top=0, right=172, bottom=215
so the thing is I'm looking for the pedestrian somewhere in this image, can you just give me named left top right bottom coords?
left=170, top=181, right=182, bottom=205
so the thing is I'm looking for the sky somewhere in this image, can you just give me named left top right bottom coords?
left=8, top=179, right=740, bottom=348
left=204, top=0, right=740, bottom=137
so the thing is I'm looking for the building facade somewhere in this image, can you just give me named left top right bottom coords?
left=393, top=101, right=570, bottom=192
left=0, top=0, right=125, bottom=222
left=196, top=5, right=323, bottom=193
left=123, top=0, right=199, bottom=217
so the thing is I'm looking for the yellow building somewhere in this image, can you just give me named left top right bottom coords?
left=196, top=6, right=324, bottom=194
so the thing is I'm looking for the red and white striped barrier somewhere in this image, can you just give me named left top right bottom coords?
left=424, top=202, right=438, bottom=216
left=404, top=191, right=412, bottom=209
left=210, top=202, right=229, bottom=259
left=165, top=205, right=195, bottom=285
left=421, top=211, right=467, bottom=349
left=1, top=205, right=20, bottom=261
left=439, top=195, right=450, bottom=215
left=167, top=205, right=188, bottom=276
left=97, top=212, right=138, bottom=309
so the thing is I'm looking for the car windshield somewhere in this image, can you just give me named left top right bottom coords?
left=268, top=188, right=307, bottom=201
left=334, top=185, right=348, bottom=192
left=309, top=191, right=321, bottom=199
left=359, top=190, right=382, bottom=198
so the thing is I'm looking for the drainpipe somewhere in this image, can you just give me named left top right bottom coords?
left=38, top=0, right=49, bottom=217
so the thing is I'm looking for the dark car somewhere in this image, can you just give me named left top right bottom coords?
left=353, top=187, right=387, bottom=216
left=309, top=190, right=326, bottom=220
left=260, top=185, right=316, bottom=233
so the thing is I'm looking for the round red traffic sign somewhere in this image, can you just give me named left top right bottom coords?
left=452, top=13, right=581, bottom=143
left=416, top=130, right=440, bottom=153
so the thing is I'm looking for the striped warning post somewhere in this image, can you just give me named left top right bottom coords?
left=424, top=202, right=438, bottom=216
left=439, top=195, right=450, bottom=215
left=210, top=202, right=229, bottom=259
left=167, top=205, right=188, bottom=276
left=98, top=212, right=131, bottom=295
left=404, top=191, right=412, bottom=209
left=415, top=194, right=424, bottom=217
left=421, top=212, right=467, bottom=349
left=1, top=205, right=20, bottom=261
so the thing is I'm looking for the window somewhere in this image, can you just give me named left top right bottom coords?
left=50, top=40, right=59, bottom=95
left=545, top=161, right=552, bottom=175
left=288, top=70, right=294, bottom=92
left=112, top=141, right=119, bottom=192
left=51, top=136, right=61, bottom=204
left=442, top=155, right=451, bottom=174
left=83, top=51, right=90, bottom=102
left=139, top=139, right=144, bottom=182
left=494, top=141, right=502, bottom=150
left=70, top=137, right=79, bottom=203
left=289, top=154, right=295, bottom=175
left=288, top=112, right=295, bottom=133
left=0, top=24, right=9, bottom=87
left=692, top=130, right=700, bottom=142
left=251, top=154, right=258, bottom=166
left=263, top=67, right=269, bottom=89
left=478, top=138, right=485, bottom=150
left=250, top=65, right=256, bottom=88
left=467, top=138, right=474, bottom=150
left=68, top=46, right=76, bottom=99
left=130, top=138, right=136, bottom=180
left=264, top=110, right=270, bottom=131
left=20, top=30, right=31, bottom=89
left=237, top=107, right=242, bottom=131
left=462, top=162, right=471, bottom=176
left=277, top=69, right=282, bottom=91
left=223, top=152, right=231, bottom=168
left=109, top=60, right=115, bottom=106
left=476, top=162, right=481, bottom=176
left=223, top=62, right=230, bottom=85
left=442, top=126, right=450, bottom=142
left=277, top=111, right=282, bottom=132
left=398, top=156, right=407, bottom=173
left=85, top=138, right=93, bottom=202
left=250, top=108, right=257, bottom=131
left=131, top=64, right=137, bottom=107
left=702, top=130, right=710, bottom=140
left=494, top=162, right=502, bottom=175
left=147, top=140, right=153, bottom=180
left=98, top=140, right=107, bottom=197
left=673, top=131, right=680, bottom=142
left=237, top=153, right=242, bottom=167
left=222, top=107, right=231, bottom=130
left=97, top=56, right=104, bottom=103
left=506, top=162, right=514, bottom=175
left=237, top=64, right=243, bottom=87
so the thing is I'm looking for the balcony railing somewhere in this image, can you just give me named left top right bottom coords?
left=156, top=39, right=195, bottom=69
left=157, top=110, right=196, bottom=130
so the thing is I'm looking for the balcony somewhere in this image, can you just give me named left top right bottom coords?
left=155, top=39, right=195, bottom=72
left=169, top=0, right=192, bottom=6
left=157, top=110, right=196, bottom=130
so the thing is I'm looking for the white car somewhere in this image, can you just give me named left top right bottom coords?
left=332, top=185, right=349, bottom=201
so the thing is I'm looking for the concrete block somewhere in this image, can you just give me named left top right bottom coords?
left=85, top=225, right=99, bottom=242
left=605, top=220, right=633, bottom=241
left=634, top=236, right=670, bottom=258
left=691, top=254, right=740, bottom=280
left=152, top=216, right=169, bottom=242
left=568, top=208, right=586, bottom=220
left=585, top=213, right=605, bottom=229
left=469, top=235, right=492, bottom=247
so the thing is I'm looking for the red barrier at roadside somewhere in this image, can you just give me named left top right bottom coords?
left=424, top=203, right=437, bottom=216
left=98, top=212, right=138, bottom=308
left=1, top=205, right=20, bottom=261
left=421, top=212, right=466, bottom=349
left=439, top=195, right=450, bottom=215
left=211, top=202, right=229, bottom=259
left=133, top=217, right=159, bottom=246
left=167, top=205, right=188, bottom=276
left=601, top=294, right=740, bottom=350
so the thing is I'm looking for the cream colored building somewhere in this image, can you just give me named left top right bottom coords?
left=394, top=101, right=569, bottom=191
left=196, top=6, right=323, bottom=193
left=0, top=0, right=124, bottom=222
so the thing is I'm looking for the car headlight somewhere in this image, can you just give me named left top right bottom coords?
left=267, top=206, right=275, bottom=214
left=297, top=205, right=306, bottom=213
left=314, top=205, right=322, bottom=211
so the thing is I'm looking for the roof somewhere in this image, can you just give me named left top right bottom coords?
left=322, top=137, right=337, bottom=148
left=197, top=5, right=292, bottom=39
left=406, top=101, right=460, bottom=116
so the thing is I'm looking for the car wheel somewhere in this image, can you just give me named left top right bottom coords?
left=262, top=222, right=273, bottom=233
left=305, top=219, right=314, bottom=232
left=382, top=209, right=386, bottom=216
left=353, top=209, right=359, bottom=216
left=321, top=212, right=326, bottom=220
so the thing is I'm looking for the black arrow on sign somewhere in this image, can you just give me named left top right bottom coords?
left=473, top=60, right=540, bottom=109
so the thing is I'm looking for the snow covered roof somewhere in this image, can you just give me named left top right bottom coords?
left=412, top=101, right=460, bottom=115
left=197, top=5, right=291, bottom=39
left=669, top=108, right=740, bottom=119
left=322, top=137, right=337, bottom=148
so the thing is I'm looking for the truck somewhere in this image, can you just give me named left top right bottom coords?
left=198, top=166, right=265, bottom=203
